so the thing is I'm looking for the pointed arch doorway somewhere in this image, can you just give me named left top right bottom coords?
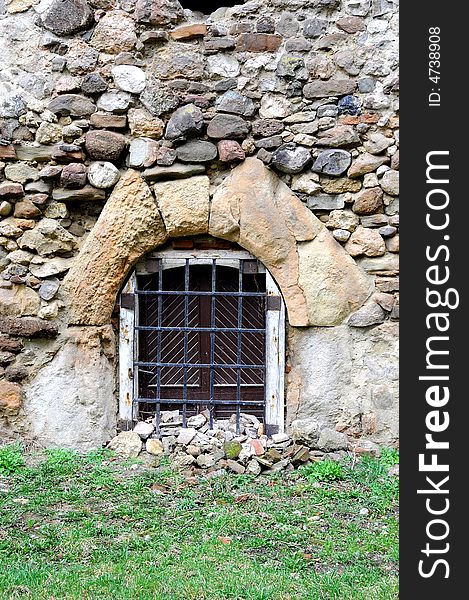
left=119, top=239, right=285, bottom=435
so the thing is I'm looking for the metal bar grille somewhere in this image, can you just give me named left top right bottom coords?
left=134, top=257, right=267, bottom=432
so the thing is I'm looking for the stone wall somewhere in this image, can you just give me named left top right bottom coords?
left=0, top=0, right=399, bottom=449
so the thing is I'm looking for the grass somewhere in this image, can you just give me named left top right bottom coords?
left=0, top=445, right=398, bottom=599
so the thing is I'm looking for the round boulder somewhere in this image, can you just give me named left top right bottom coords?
left=271, top=143, right=311, bottom=174
left=312, top=149, right=352, bottom=176
left=85, top=131, right=126, bottom=161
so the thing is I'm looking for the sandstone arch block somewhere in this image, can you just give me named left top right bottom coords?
left=63, top=170, right=168, bottom=326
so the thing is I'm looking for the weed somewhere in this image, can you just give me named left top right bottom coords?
left=299, top=459, right=345, bottom=482
left=0, top=443, right=24, bottom=476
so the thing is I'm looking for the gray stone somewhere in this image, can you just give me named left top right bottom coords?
left=207, top=54, right=240, bottom=78
left=176, top=140, right=217, bottom=163
left=254, top=136, right=283, bottom=149
left=153, top=47, right=204, bottom=80
left=303, top=18, right=328, bottom=38
left=108, top=431, right=142, bottom=457
left=96, top=91, right=132, bottom=113
left=111, top=66, right=147, bottom=94
left=332, top=229, right=351, bottom=242
left=271, top=143, right=311, bottom=174
left=357, top=78, right=376, bottom=93
left=48, top=94, right=96, bottom=117
left=140, top=79, right=179, bottom=117
left=277, top=12, right=299, bottom=37
left=348, top=303, right=386, bottom=327
left=0, top=316, right=58, bottom=338
left=52, top=186, right=106, bottom=202
left=81, top=73, right=108, bottom=95
left=380, top=170, right=399, bottom=196
left=206, top=114, right=249, bottom=140
left=317, top=429, right=349, bottom=451
left=4, top=164, right=39, bottom=184
left=345, top=0, right=371, bottom=16
left=348, top=153, right=390, bottom=178
left=39, top=279, right=60, bottom=301
left=143, top=163, right=205, bottom=182
left=307, top=195, right=345, bottom=211
left=215, top=91, right=256, bottom=117
left=85, top=131, right=126, bottom=161
left=276, top=54, right=306, bottom=78
left=312, top=149, right=352, bottom=176
left=66, top=41, right=99, bottom=76
left=29, top=257, right=72, bottom=278
left=0, top=95, right=26, bottom=119
left=291, top=418, right=322, bottom=446
left=165, top=104, right=204, bottom=140
left=363, top=133, right=393, bottom=155
left=303, top=80, right=356, bottom=99
left=252, top=119, right=283, bottom=137
left=90, top=11, right=137, bottom=54
left=88, top=162, right=121, bottom=189
left=41, top=0, right=92, bottom=36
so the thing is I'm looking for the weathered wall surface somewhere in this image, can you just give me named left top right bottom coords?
left=0, top=0, right=399, bottom=448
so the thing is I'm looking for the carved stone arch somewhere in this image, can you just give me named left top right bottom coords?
left=63, top=158, right=372, bottom=327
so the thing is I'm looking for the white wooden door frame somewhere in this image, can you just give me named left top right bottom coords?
left=118, top=251, right=285, bottom=432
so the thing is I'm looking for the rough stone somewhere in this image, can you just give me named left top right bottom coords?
left=48, top=95, right=96, bottom=117
left=87, top=162, right=120, bottom=189
left=143, top=163, right=205, bottom=181
left=13, top=200, right=41, bottom=219
left=85, top=131, right=126, bottom=161
left=66, top=41, right=99, bottom=76
left=140, top=78, right=179, bottom=117
left=4, top=164, right=39, bottom=184
left=0, top=381, right=22, bottom=416
left=259, top=94, right=291, bottom=119
left=96, top=92, right=132, bottom=113
left=52, top=187, right=106, bottom=202
left=135, top=0, right=183, bottom=25
left=35, top=122, right=62, bottom=145
left=81, top=73, right=108, bottom=95
left=236, top=33, right=283, bottom=52
left=165, top=103, right=204, bottom=140
left=348, top=303, right=386, bottom=327
left=326, top=209, right=359, bottom=232
left=380, top=170, right=399, bottom=196
left=252, top=119, right=283, bottom=137
left=312, top=149, right=351, bottom=176
left=303, top=80, right=356, bottom=99
left=345, top=226, right=385, bottom=257
left=63, top=171, right=168, bottom=325
left=89, top=113, right=127, bottom=129
left=207, top=115, right=249, bottom=140
left=336, top=16, right=366, bottom=33
left=29, top=257, right=72, bottom=278
left=91, top=11, right=137, bottom=54
left=146, top=438, right=164, bottom=455
left=133, top=421, right=155, bottom=439
left=290, top=418, right=321, bottom=446
left=111, top=66, right=147, bottom=94
left=152, top=47, right=204, bottom=80
left=153, top=175, right=209, bottom=237
left=303, top=18, right=328, bottom=38
left=321, top=177, right=361, bottom=194
left=128, top=138, right=160, bottom=168
left=306, top=194, right=345, bottom=210
left=39, top=279, right=60, bottom=301
left=41, top=0, right=92, bottom=36
left=0, top=182, right=24, bottom=198
left=217, top=140, right=245, bottom=162
left=0, top=316, right=58, bottom=338
left=348, top=153, right=390, bottom=178
left=0, top=285, right=40, bottom=317
left=176, top=140, right=217, bottom=163
left=60, top=163, right=87, bottom=189
left=352, top=187, right=384, bottom=215
left=364, top=132, right=393, bottom=154
left=291, top=173, right=321, bottom=195
left=316, top=126, right=360, bottom=148
left=18, top=219, right=76, bottom=256
left=177, top=427, right=197, bottom=445
left=128, top=108, right=164, bottom=139
left=215, top=91, right=256, bottom=117
left=170, top=23, right=207, bottom=40
left=271, top=143, right=311, bottom=174
left=317, top=429, right=349, bottom=451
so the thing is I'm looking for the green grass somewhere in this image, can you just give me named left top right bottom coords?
left=0, top=446, right=398, bottom=599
